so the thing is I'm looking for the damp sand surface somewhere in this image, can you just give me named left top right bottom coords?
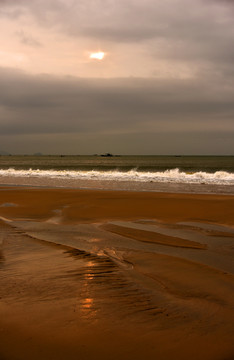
left=0, top=187, right=234, bottom=360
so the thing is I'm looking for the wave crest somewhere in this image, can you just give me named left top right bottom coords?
left=0, top=168, right=234, bottom=185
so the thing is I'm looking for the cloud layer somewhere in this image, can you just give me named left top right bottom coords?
left=0, top=0, right=233, bottom=154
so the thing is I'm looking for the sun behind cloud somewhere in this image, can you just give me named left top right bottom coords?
left=89, top=51, right=105, bottom=60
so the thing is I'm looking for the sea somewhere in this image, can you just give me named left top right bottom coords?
left=0, top=155, right=234, bottom=193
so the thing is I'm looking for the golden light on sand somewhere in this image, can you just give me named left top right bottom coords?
left=89, top=51, right=105, bottom=60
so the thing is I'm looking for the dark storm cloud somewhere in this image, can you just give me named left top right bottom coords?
left=0, top=67, right=234, bottom=138
left=0, top=0, right=232, bottom=41
left=0, top=0, right=234, bottom=154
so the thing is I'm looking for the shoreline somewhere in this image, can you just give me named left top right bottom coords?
left=0, top=175, right=234, bottom=194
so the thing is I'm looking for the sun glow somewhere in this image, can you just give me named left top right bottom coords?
left=89, top=51, right=105, bottom=60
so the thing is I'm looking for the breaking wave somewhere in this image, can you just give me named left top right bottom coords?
left=0, top=168, right=234, bottom=185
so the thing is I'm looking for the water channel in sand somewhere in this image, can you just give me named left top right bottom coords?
left=0, top=188, right=234, bottom=360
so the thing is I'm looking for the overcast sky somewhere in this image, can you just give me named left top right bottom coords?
left=0, top=0, right=234, bottom=154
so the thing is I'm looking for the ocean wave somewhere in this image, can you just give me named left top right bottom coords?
left=0, top=168, right=234, bottom=185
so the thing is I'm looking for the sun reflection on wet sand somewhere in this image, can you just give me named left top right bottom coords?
left=82, top=298, right=93, bottom=309
left=84, top=261, right=95, bottom=280
left=78, top=260, right=97, bottom=321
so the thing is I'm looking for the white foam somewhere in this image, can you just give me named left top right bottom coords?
left=0, top=168, right=234, bottom=185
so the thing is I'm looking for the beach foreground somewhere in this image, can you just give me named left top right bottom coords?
left=0, top=186, right=234, bottom=360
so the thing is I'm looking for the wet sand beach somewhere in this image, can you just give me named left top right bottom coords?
left=0, top=186, right=234, bottom=360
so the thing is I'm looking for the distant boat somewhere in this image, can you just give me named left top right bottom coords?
left=101, top=153, right=113, bottom=157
